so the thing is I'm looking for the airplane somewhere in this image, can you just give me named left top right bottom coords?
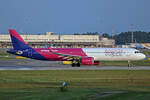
left=7, top=29, right=146, bottom=67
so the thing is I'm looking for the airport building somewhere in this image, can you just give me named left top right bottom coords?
left=0, top=32, right=115, bottom=48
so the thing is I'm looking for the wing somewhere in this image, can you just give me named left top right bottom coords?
left=51, top=50, right=86, bottom=61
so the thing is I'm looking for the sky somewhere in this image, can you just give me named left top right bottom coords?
left=0, top=0, right=150, bottom=34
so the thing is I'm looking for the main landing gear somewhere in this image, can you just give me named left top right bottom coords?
left=72, top=60, right=80, bottom=67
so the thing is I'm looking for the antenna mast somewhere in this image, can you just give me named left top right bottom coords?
left=131, top=24, right=134, bottom=43
left=25, top=17, right=29, bottom=42
left=112, top=25, right=114, bottom=39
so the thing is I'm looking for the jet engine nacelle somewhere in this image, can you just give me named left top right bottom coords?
left=81, top=57, right=94, bottom=65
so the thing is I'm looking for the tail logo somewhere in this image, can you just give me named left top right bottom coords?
left=16, top=51, right=23, bottom=55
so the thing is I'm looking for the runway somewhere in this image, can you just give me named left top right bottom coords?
left=0, top=58, right=150, bottom=70
left=0, top=66, right=150, bottom=70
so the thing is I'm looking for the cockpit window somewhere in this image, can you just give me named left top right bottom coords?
left=135, top=51, right=140, bottom=53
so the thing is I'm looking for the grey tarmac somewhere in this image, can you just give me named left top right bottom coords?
left=0, top=66, right=150, bottom=70
left=0, top=58, right=150, bottom=70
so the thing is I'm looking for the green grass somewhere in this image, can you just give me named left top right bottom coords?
left=143, top=50, right=150, bottom=56
left=96, top=91, right=150, bottom=100
left=0, top=88, right=93, bottom=100
left=100, top=60, right=150, bottom=66
left=0, top=50, right=11, bottom=56
left=0, top=70, right=150, bottom=100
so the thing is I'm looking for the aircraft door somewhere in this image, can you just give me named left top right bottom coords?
left=28, top=49, right=32, bottom=57
left=83, top=49, right=88, bottom=55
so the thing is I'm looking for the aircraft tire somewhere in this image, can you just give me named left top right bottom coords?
left=77, top=62, right=80, bottom=67
left=72, top=63, right=75, bottom=67
left=72, top=60, right=80, bottom=67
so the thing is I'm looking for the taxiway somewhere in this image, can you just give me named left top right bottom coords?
left=0, top=58, right=150, bottom=70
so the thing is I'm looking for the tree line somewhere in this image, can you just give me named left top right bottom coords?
left=74, top=31, right=150, bottom=45
left=114, top=31, right=150, bottom=44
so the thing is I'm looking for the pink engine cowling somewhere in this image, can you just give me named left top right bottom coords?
left=81, top=57, right=94, bottom=65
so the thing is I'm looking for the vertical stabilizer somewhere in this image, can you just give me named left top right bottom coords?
left=9, top=29, right=30, bottom=50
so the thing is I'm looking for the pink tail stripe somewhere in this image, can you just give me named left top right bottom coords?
left=9, top=29, right=27, bottom=44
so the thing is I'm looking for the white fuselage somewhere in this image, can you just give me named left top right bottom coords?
left=82, top=48, right=146, bottom=61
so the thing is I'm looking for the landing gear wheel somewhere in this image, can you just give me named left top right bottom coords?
left=77, top=62, right=80, bottom=67
left=72, top=60, right=80, bottom=67
left=72, top=63, right=75, bottom=67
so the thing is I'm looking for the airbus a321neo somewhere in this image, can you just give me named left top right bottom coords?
left=7, top=29, right=146, bottom=67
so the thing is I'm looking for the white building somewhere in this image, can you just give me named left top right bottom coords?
left=0, top=32, right=115, bottom=48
